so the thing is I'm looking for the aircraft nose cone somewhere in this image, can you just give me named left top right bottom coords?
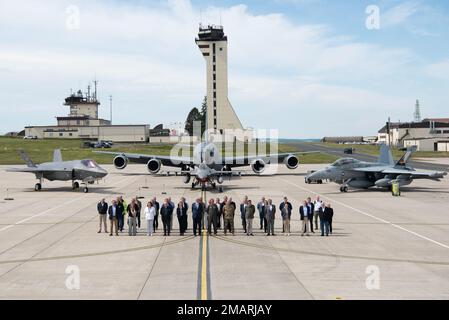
left=98, top=167, right=108, bottom=177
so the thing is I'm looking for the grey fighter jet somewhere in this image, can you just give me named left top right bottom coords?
left=305, top=144, right=447, bottom=192
left=7, top=149, right=108, bottom=193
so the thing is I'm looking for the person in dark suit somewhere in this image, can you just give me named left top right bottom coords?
left=319, top=202, right=331, bottom=236
left=192, top=198, right=204, bottom=236
left=116, top=197, right=125, bottom=232
left=279, top=197, right=292, bottom=236
left=279, top=197, right=293, bottom=233
left=257, top=197, right=267, bottom=232
left=97, top=198, right=108, bottom=233
left=152, top=197, right=160, bottom=230
left=177, top=200, right=188, bottom=236
left=306, top=197, right=315, bottom=233
left=299, top=200, right=311, bottom=236
left=135, top=196, right=142, bottom=229
left=240, top=196, right=248, bottom=234
left=264, top=199, right=276, bottom=236
left=108, top=200, right=119, bottom=236
left=160, top=199, right=173, bottom=236
left=323, top=203, right=334, bottom=235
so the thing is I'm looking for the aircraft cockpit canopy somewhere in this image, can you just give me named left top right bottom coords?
left=331, top=158, right=359, bottom=167
left=82, top=160, right=100, bottom=168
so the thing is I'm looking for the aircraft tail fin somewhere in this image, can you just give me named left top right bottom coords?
left=53, top=149, right=63, bottom=162
left=396, top=146, right=416, bottom=166
left=19, top=149, right=36, bottom=167
left=378, top=144, right=394, bottom=165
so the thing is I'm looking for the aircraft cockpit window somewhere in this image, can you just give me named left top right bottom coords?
left=82, top=160, right=98, bottom=168
left=331, top=158, right=356, bottom=167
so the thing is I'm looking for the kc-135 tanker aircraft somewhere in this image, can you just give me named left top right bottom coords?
left=306, top=144, right=447, bottom=192
left=97, top=140, right=315, bottom=191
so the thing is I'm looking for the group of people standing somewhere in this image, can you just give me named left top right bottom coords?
left=97, top=195, right=335, bottom=237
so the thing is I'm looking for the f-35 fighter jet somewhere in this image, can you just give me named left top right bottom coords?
left=7, top=149, right=108, bottom=193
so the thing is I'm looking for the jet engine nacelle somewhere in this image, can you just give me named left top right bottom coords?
left=284, top=154, right=299, bottom=170
left=147, top=159, right=161, bottom=174
left=347, top=179, right=374, bottom=189
left=113, top=155, right=128, bottom=170
left=251, top=159, right=266, bottom=174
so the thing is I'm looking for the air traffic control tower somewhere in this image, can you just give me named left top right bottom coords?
left=196, top=24, right=252, bottom=142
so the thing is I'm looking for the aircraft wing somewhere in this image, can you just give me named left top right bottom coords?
left=5, top=167, right=68, bottom=176
left=6, top=167, right=44, bottom=173
left=351, top=167, right=447, bottom=179
left=94, top=151, right=193, bottom=167
left=222, top=151, right=319, bottom=167
left=381, top=168, right=447, bottom=179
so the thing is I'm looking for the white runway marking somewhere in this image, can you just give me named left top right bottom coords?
left=0, top=175, right=136, bottom=232
left=279, top=178, right=449, bottom=250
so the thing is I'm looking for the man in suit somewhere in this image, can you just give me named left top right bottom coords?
left=192, top=197, right=204, bottom=236
left=245, top=199, right=256, bottom=236
left=207, top=199, right=219, bottom=235
left=299, top=200, right=310, bottom=236
left=257, top=197, right=267, bottom=232
left=215, top=197, right=222, bottom=229
left=322, top=203, right=333, bottom=236
left=108, top=199, right=119, bottom=236
left=240, top=195, right=248, bottom=234
left=116, top=196, right=125, bottom=233
left=307, top=197, right=315, bottom=233
left=97, top=198, right=108, bottom=233
left=127, top=198, right=138, bottom=236
left=264, top=199, right=276, bottom=236
left=152, top=197, right=160, bottom=230
left=160, top=199, right=173, bottom=236
left=177, top=199, right=188, bottom=236
left=135, top=196, right=142, bottom=229
left=326, top=204, right=334, bottom=234
left=168, top=197, right=175, bottom=230
left=279, top=197, right=292, bottom=236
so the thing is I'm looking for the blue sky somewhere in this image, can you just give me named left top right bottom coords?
left=0, top=0, right=448, bottom=138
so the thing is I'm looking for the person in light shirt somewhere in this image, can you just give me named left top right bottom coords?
left=313, top=196, right=323, bottom=231
left=145, top=201, right=156, bottom=236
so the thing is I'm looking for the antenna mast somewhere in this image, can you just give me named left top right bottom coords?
left=93, top=79, right=98, bottom=101
left=109, top=95, right=113, bottom=124
left=413, top=99, right=421, bottom=122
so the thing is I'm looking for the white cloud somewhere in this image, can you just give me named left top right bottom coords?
left=425, top=60, right=449, bottom=80
left=381, top=1, right=420, bottom=28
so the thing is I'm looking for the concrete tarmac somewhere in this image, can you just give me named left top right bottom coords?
left=0, top=164, right=448, bottom=300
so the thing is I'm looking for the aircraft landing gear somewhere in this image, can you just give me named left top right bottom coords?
left=211, top=182, right=216, bottom=189
left=34, top=183, right=42, bottom=191
left=83, top=187, right=89, bottom=193
left=72, top=181, right=80, bottom=190
left=191, top=182, right=196, bottom=189
left=340, top=186, right=348, bottom=193
left=218, top=186, right=224, bottom=193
